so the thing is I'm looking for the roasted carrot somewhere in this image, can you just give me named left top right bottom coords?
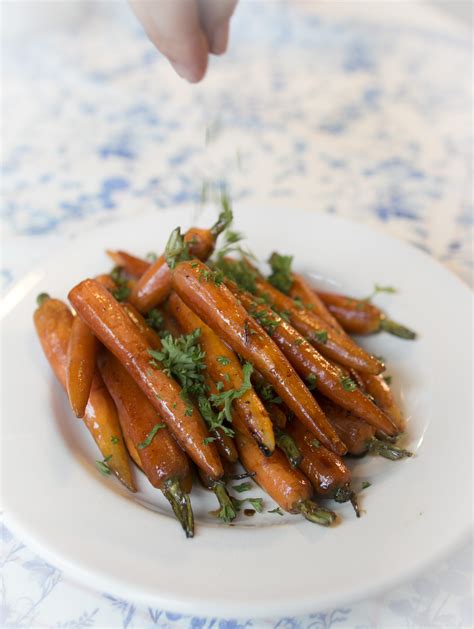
left=106, top=250, right=150, bottom=278
left=33, top=294, right=135, bottom=491
left=169, top=253, right=346, bottom=455
left=289, top=273, right=342, bottom=331
left=99, top=351, right=194, bottom=536
left=317, top=291, right=416, bottom=339
left=359, top=373, right=405, bottom=431
left=121, top=302, right=162, bottom=349
left=273, top=427, right=302, bottom=468
left=131, top=209, right=232, bottom=312
left=318, top=397, right=412, bottom=460
left=167, top=292, right=276, bottom=453
left=68, top=279, right=223, bottom=480
left=227, top=283, right=398, bottom=436
left=233, top=416, right=336, bottom=526
left=95, top=274, right=117, bottom=291
left=285, top=418, right=359, bottom=515
left=66, top=316, right=98, bottom=418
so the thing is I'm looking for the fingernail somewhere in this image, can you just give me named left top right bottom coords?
left=210, top=22, right=229, bottom=55
left=170, top=60, right=197, bottom=83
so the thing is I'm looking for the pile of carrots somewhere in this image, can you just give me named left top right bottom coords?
left=34, top=207, right=415, bottom=537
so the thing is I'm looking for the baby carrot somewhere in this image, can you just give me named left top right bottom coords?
left=358, top=373, right=405, bottom=432
left=68, top=279, right=223, bottom=480
left=317, top=292, right=416, bottom=339
left=289, top=273, right=342, bottom=331
left=131, top=208, right=232, bottom=312
left=33, top=295, right=135, bottom=491
left=99, top=351, right=194, bottom=537
left=66, top=316, right=98, bottom=417
left=318, top=397, right=412, bottom=460
left=233, top=415, right=336, bottom=526
left=106, top=250, right=150, bottom=278
left=285, top=418, right=359, bottom=515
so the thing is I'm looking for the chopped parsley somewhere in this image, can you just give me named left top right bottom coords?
left=111, top=436, right=120, bottom=445
left=232, top=482, right=253, bottom=493
left=95, top=455, right=112, bottom=476
left=268, top=507, right=284, bottom=516
left=341, top=376, right=357, bottom=392
left=249, top=305, right=280, bottom=336
left=145, top=308, right=164, bottom=333
left=313, top=330, right=328, bottom=344
left=363, top=284, right=397, bottom=302
left=306, top=373, right=317, bottom=391
left=209, top=362, right=254, bottom=425
left=137, top=423, right=166, bottom=449
left=253, top=381, right=282, bottom=405
left=110, top=267, right=131, bottom=302
left=362, top=481, right=371, bottom=490
left=231, top=496, right=264, bottom=513
left=268, top=252, right=293, bottom=294
left=217, top=356, right=231, bottom=366
left=146, top=251, right=158, bottom=262
left=310, top=438, right=321, bottom=449
left=383, top=375, right=392, bottom=385
left=203, top=436, right=216, bottom=445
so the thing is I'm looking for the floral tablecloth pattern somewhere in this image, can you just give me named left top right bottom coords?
left=1, top=1, right=472, bottom=627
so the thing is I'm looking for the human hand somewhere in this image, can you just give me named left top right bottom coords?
left=129, top=0, right=238, bottom=83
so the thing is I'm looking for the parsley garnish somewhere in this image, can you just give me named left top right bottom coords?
left=164, top=227, right=191, bottom=270
left=203, top=436, right=216, bottom=445
left=209, top=362, right=254, bottom=424
left=137, top=423, right=166, bottom=449
left=362, top=481, right=371, bottom=490
left=268, top=507, right=284, bottom=516
left=254, top=381, right=282, bottom=405
left=313, top=330, right=328, bottom=344
left=95, top=455, right=112, bottom=476
left=110, top=267, right=130, bottom=302
left=217, top=356, right=231, bottom=366
left=249, top=305, right=280, bottom=336
left=145, top=308, right=164, bottom=333
left=233, top=482, right=253, bottom=493
left=341, top=376, right=357, bottom=392
left=231, top=496, right=263, bottom=513
left=268, top=252, right=293, bottom=294
left=295, top=338, right=304, bottom=346
left=146, top=251, right=158, bottom=262
left=111, top=436, right=120, bottom=445
left=149, top=329, right=207, bottom=398
left=306, top=373, right=317, bottom=391
left=293, top=296, right=304, bottom=310
left=363, top=284, right=397, bottom=302
left=310, top=438, right=321, bottom=449
left=383, top=375, right=392, bottom=385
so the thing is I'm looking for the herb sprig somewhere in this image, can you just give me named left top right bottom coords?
left=268, top=252, right=293, bottom=294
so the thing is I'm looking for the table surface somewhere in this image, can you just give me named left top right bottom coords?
left=1, top=1, right=472, bottom=627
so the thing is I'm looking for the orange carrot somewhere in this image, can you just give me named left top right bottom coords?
left=66, top=316, right=98, bottom=417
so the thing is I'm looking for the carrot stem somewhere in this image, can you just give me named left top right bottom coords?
left=368, top=438, right=413, bottom=460
left=333, top=483, right=360, bottom=518
left=380, top=318, right=416, bottom=340
left=297, top=499, right=337, bottom=527
left=162, top=478, right=195, bottom=538
left=36, top=293, right=50, bottom=306
left=213, top=481, right=238, bottom=523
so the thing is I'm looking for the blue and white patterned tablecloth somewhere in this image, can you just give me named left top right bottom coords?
left=1, top=1, right=472, bottom=627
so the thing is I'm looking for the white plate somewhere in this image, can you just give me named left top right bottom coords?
left=1, top=207, right=472, bottom=618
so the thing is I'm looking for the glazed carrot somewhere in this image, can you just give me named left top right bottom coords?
left=121, top=302, right=161, bottom=349
left=99, top=351, right=194, bottom=536
left=33, top=294, right=135, bottom=491
left=359, top=373, right=405, bottom=431
left=169, top=255, right=346, bottom=455
left=106, top=250, right=150, bottom=278
left=95, top=274, right=117, bottom=291
left=124, top=432, right=143, bottom=469
left=131, top=209, right=232, bottom=312
left=273, top=426, right=302, bottom=468
left=285, top=419, right=359, bottom=515
left=265, top=403, right=287, bottom=429
left=227, top=283, right=398, bottom=436
left=167, top=292, right=276, bottom=454
left=233, top=416, right=336, bottom=526
left=66, top=317, right=98, bottom=417
left=318, top=397, right=412, bottom=460
left=68, top=279, right=223, bottom=480
left=317, top=292, right=416, bottom=339
left=289, top=273, right=342, bottom=331
left=252, top=275, right=384, bottom=374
